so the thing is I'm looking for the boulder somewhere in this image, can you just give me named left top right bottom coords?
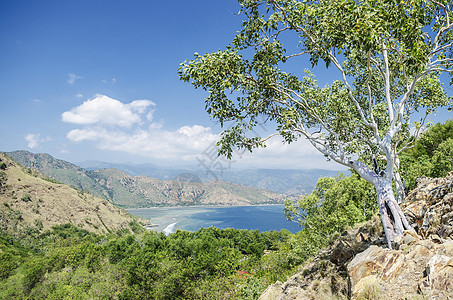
left=347, top=171, right=453, bottom=299
left=347, top=239, right=453, bottom=299
left=424, top=253, right=453, bottom=299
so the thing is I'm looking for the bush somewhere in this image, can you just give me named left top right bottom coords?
left=0, top=172, right=6, bottom=188
left=21, top=194, right=32, bottom=202
left=284, top=173, right=378, bottom=259
left=34, top=219, right=43, bottom=231
left=129, top=220, right=144, bottom=234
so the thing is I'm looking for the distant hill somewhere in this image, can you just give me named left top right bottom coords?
left=6, top=151, right=292, bottom=208
left=215, top=168, right=341, bottom=195
left=78, top=160, right=341, bottom=195
left=0, top=153, right=143, bottom=236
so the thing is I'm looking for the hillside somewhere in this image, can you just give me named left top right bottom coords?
left=92, top=168, right=290, bottom=207
left=78, top=159, right=340, bottom=195
left=7, top=151, right=293, bottom=208
left=1, top=155, right=451, bottom=299
left=7, top=150, right=111, bottom=200
left=0, top=153, right=144, bottom=236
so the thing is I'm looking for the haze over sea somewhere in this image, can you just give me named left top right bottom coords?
left=128, top=205, right=301, bottom=235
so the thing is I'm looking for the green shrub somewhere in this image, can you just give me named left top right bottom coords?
left=400, top=120, right=453, bottom=191
left=34, top=219, right=43, bottom=231
left=41, top=177, right=61, bottom=184
left=285, top=172, right=377, bottom=259
left=129, top=220, right=144, bottom=234
left=21, top=194, right=32, bottom=202
left=0, top=252, right=19, bottom=279
left=0, top=172, right=6, bottom=188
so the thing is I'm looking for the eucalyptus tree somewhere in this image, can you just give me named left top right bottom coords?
left=179, top=0, right=452, bottom=248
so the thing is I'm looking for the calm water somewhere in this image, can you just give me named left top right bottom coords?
left=128, top=205, right=301, bottom=234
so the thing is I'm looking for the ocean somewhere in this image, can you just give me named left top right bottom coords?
left=128, top=205, right=302, bottom=234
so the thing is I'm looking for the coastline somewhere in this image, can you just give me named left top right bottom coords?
left=126, top=203, right=286, bottom=211
left=128, top=204, right=299, bottom=235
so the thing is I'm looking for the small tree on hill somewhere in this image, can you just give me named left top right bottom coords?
left=179, top=0, right=452, bottom=248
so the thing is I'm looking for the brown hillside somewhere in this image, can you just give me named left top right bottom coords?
left=94, top=168, right=291, bottom=207
left=0, top=153, right=145, bottom=236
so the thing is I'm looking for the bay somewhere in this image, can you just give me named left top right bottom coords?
left=128, top=205, right=301, bottom=234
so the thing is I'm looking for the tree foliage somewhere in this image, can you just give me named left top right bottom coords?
left=285, top=173, right=378, bottom=256
left=400, top=119, right=453, bottom=190
left=0, top=223, right=310, bottom=299
left=180, top=0, right=451, bottom=165
left=180, top=0, right=452, bottom=247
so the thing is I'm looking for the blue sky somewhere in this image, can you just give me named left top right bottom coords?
left=0, top=1, right=451, bottom=171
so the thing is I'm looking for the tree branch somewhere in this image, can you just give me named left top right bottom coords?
left=382, top=42, right=395, bottom=124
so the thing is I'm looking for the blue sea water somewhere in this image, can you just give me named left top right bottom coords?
left=128, top=205, right=301, bottom=234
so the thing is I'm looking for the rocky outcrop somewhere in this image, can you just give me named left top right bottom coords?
left=260, top=172, right=453, bottom=300
left=259, top=216, right=386, bottom=300
left=403, top=173, right=453, bottom=240
left=348, top=237, right=453, bottom=299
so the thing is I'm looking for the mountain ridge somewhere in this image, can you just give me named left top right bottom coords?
left=6, top=150, right=296, bottom=208
left=77, top=158, right=341, bottom=195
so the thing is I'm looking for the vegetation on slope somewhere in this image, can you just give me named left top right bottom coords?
left=0, top=153, right=145, bottom=237
left=285, top=173, right=378, bottom=260
left=0, top=223, right=302, bottom=299
left=1, top=120, right=450, bottom=299
left=0, top=169, right=377, bottom=300
left=400, top=119, right=453, bottom=191
left=7, top=151, right=110, bottom=200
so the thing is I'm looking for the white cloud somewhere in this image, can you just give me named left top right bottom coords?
left=67, top=73, right=82, bottom=85
left=66, top=128, right=103, bottom=142
left=62, top=95, right=342, bottom=170
left=66, top=125, right=219, bottom=160
left=25, top=134, right=50, bottom=149
left=62, top=94, right=155, bottom=128
left=63, top=95, right=219, bottom=162
left=190, top=133, right=341, bottom=170
left=25, top=134, right=39, bottom=148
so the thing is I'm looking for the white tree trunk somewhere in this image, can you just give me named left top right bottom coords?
left=393, top=156, right=406, bottom=204
left=394, top=171, right=406, bottom=204
left=352, top=160, right=413, bottom=249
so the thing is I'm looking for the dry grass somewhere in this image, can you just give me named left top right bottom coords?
left=0, top=153, right=143, bottom=236
left=355, top=276, right=382, bottom=300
